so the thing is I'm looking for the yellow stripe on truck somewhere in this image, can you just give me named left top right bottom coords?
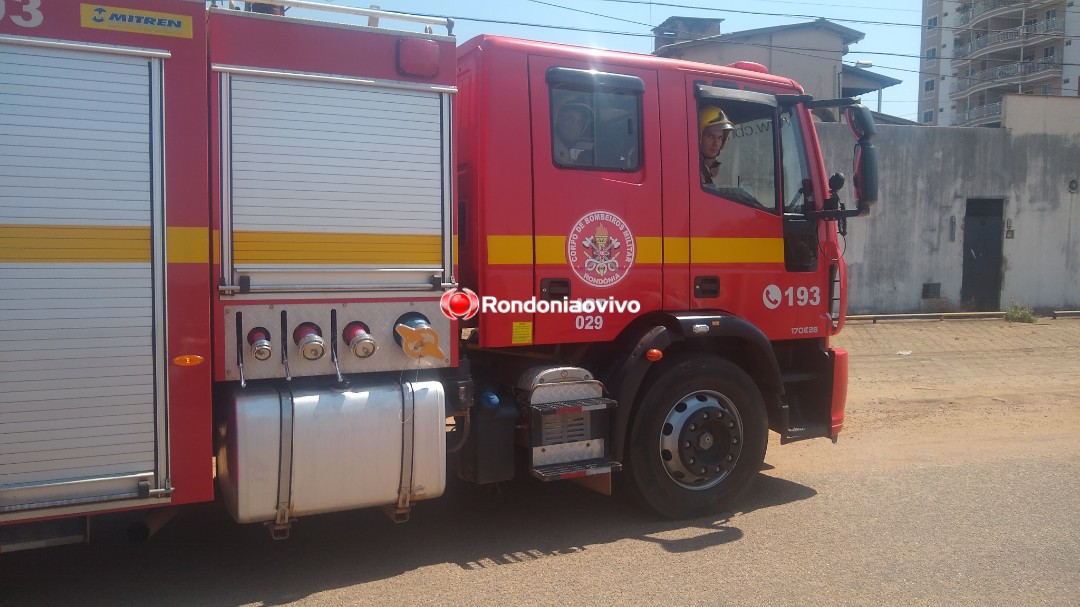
left=0, top=224, right=151, bottom=263
left=485, top=235, right=781, bottom=265
left=233, top=231, right=442, bottom=265
left=636, top=237, right=663, bottom=264
left=535, top=236, right=565, bottom=265
left=486, top=235, right=534, bottom=265
left=488, top=235, right=665, bottom=265
left=167, top=227, right=209, bottom=264
left=691, top=238, right=784, bottom=264
left=663, top=237, right=690, bottom=264
left=0, top=226, right=444, bottom=266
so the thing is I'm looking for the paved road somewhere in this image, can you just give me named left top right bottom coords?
left=2, top=319, right=1078, bottom=606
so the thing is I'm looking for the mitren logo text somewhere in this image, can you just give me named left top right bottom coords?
left=441, top=288, right=640, bottom=320
left=81, top=5, right=194, bottom=38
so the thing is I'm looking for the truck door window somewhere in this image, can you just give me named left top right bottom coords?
left=779, top=108, right=812, bottom=214
left=698, top=99, right=777, bottom=211
left=546, top=67, right=644, bottom=172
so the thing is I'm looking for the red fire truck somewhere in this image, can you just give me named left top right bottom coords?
left=0, top=0, right=876, bottom=550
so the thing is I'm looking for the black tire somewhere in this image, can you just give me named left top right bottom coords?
left=625, top=355, right=768, bottom=519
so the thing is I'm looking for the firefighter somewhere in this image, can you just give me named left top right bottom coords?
left=553, top=99, right=594, bottom=166
left=699, top=106, right=735, bottom=185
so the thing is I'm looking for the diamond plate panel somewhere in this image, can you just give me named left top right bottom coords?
left=529, top=381, right=604, bottom=405
left=531, top=459, right=622, bottom=481
left=531, top=397, right=618, bottom=415
left=517, top=366, right=594, bottom=391
left=532, top=439, right=605, bottom=467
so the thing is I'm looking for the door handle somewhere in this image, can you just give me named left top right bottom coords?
left=541, top=278, right=571, bottom=301
left=694, top=276, right=720, bottom=298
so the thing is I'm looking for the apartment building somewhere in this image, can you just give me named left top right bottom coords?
left=921, top=0, right=1080, bottom=126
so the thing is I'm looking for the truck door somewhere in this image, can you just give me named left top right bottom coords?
left=686, top=80, right=826, bottom=338
left=528, top=59, right=662, bottom=345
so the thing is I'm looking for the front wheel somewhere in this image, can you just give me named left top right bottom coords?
left=626, top=356, right=768, bottom=519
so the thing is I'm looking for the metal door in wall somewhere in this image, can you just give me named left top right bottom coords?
left=960, top=199, right=1004, bottom=311
left=0, top=43, right=167, bottom=519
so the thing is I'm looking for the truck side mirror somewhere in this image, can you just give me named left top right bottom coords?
left=845, top=104, right=876, bottom=141
left=852, top=140, right=878, bottom=213
left=801, top=101, right=878, bottom=226
left=845, top=104, right=877, bottom=214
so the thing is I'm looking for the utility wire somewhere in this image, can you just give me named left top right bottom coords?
left=520, top=0, right=1080, bottom=77
left=429, top=10, right=1079, bottom=86
left=583, top=0, right=1080, bottom=38
left=319, top=2, right=1074, bottom=92
left=524, top=0, right=1080, bottom=56
left=741, top=0, right=918, bottom=12
left=581, top=0, right=924, bottom=28
left=519, top=0, right=1080, bottom=83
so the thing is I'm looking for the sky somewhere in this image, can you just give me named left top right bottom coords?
left=284, top=0, right=924, bottom=121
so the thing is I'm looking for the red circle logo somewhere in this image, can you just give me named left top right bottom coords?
left=440, top=288, right=480, bottom=320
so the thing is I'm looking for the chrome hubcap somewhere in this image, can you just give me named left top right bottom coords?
left=659, top=390, right=744, bottom=490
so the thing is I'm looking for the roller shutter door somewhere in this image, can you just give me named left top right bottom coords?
left=0, top=44, right=164, bottom=513
left=224, top=74, right=449, bottom=289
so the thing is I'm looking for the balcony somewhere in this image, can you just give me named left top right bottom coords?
left=954, top=18, right=1061, bottom=59
left=951, top=57, right=1060, bottom=95
left=954, top=102, right=1002, bottom=126
left=957, top=0, right=1025, bottom=26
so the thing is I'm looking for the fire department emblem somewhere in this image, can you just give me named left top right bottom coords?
left=566, top=211, right=636, bottom=288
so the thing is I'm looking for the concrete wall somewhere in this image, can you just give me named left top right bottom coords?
left=817, top=123, right=1080, bottom=313
left=1002, top=94, right=1080, bottom=135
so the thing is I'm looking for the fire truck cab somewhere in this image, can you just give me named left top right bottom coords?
left=455, top=35, right=876, bottom=518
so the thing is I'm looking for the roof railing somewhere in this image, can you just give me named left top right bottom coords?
left=224, top=1, right=454, bottom=35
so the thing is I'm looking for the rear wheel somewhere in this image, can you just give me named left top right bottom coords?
left=626, top=356, right=768, bottom=519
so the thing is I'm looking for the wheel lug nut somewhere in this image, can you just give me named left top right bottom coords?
left=700, top=467, right=707, bottom=474
left=688, top=457, right=696, bottom=464
left=726, top=455, right=733, bottom=462
left=685, top=441, right=691, bottom=448
left=689, top=424, right=696, bottom=431
left=727, top=422, right=734, bottom=428
left=701, top=413, right=709, bottom=419
left=732, top=438, right=739, bottom=444
left=715, top=466, right=721, bottom=472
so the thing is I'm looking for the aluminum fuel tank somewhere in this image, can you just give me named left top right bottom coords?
left=217, top=378, right=446, bottom=524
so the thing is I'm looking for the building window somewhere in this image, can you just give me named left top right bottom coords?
left=926, top=16, right=938, bottom=30
left=1044, top=46, right=1055, bottom=59
left=1043, top=84, right=1053, bottom=95
left=924, top=79, right=936, bottom=93
left=923, top=110, right=935, bottom=123
left=1046, top=9, right=1057, bottom=20
left=925, top=48, right=937, bottom=61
